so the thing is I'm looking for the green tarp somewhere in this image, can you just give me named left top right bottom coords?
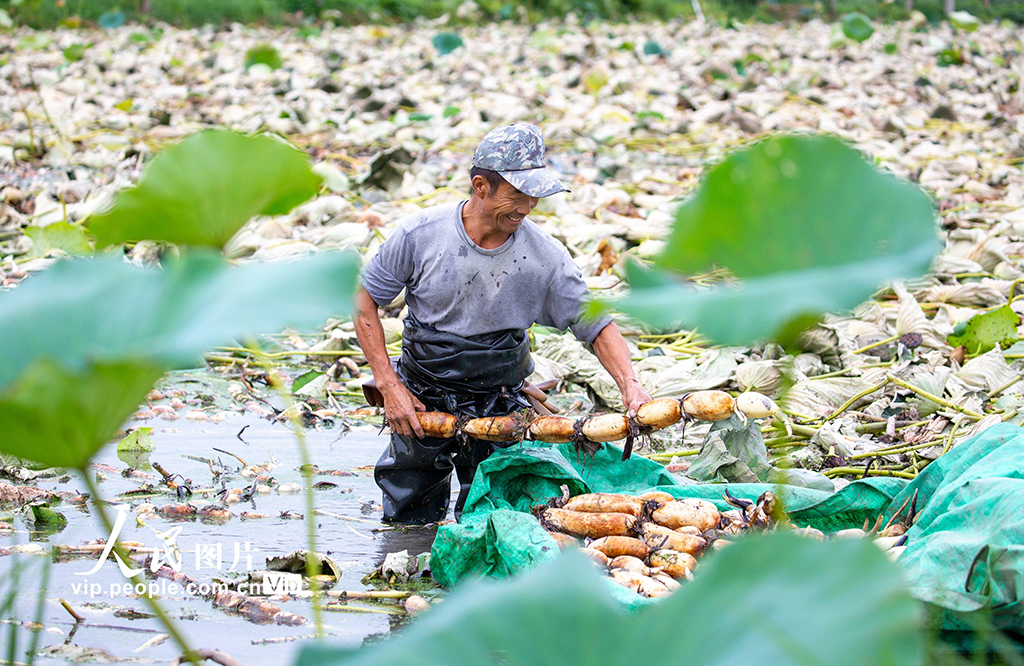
left=432, top=423, right=1024, bottom=627
left=888, top=423, right=1024, bottom=631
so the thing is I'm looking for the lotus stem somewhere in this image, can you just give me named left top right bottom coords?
left=324, top=603, right=402, bottom=615
left=808, top=362, right=894, bottom=381
left=81, top=472, right=202, bottom=665
left=823, top=467, right=918, bottom=480
left=940, top=419, right=963, bottom=457
left=59, top=598, right=84, bottom=623
left=642, top=448, right=699, bottom=461
left=773, top=422, right=818, bottom=438
left=989, top=374, right=1022, bottom=400
left=855, top=419, right=929, bottom=435
left=26, top=545, right=53, bottom=659
left=887, top=375, right=984, bottom=419
left=325, top=590, right=413, bottom=599
left=261, top=366, right=324, bottom=638
left=213, top=347, right=363, bottom=359
left=848, top=438, right=943, bottom=459
left=1008, top=278, right=1024, bottom=304
left=764, top=436, right=809, bottom=449
left=851, top=335, right=899, bottom=355
left=823, top=379, right=891, bottom=422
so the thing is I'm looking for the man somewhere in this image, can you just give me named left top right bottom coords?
left=355, top=123, right=651, bottom=524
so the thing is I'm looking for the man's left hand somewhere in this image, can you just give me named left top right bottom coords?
left=622, top=379, right=653, bottom=417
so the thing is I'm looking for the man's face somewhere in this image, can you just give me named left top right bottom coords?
left=480, top=180, right=539, bottom=235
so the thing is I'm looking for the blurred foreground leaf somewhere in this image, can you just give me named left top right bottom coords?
left=0, top=251, right=360, bottom=469
left=298, top=532, right=922, bottom=666
left=88, top=130, right=322, bottom=250
left=0, top=359, right=163, bottom=469
left=0, top=251, right=359, bottom=386
left=947, top=305, right=1019, bottom=354
left=616, top=135, right=939, bottom=345
left=842, top=13, right=875, bottom=43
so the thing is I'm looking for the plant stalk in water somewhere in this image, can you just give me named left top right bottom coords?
left=80, top=472, right=201, bottom=665
left=25, top=545, right=53, bottom=663
left=256, top=355, right=325, bottom=638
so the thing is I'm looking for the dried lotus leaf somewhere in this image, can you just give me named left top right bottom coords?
left=734, top=360, right=783, bottom=396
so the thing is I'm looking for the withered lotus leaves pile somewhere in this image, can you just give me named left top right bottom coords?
left=2, top=18, right=1023, bottom=485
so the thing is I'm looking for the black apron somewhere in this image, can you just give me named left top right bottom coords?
left=396, top=314, right=533, bottom=417
left=375, top=315, right=534, bottom=523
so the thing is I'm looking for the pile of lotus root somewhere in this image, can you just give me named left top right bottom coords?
left=535, top=487, right=780, bottom=598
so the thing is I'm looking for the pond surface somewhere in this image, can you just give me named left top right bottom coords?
left=1, top=412, right=443, bottom=664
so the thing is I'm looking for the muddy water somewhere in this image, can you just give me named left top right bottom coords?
left=1, top=414, right=443, bottom=664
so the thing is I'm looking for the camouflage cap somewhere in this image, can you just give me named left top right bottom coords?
left=473, top=123, right=569, bottom=198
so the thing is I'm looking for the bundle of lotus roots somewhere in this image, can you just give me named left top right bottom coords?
left=534, top=488, right=780, bottom=597
left=400, top=390, right=781, bottom=460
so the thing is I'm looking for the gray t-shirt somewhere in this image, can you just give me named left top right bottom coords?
left=361, top=200, right=612, bottom=343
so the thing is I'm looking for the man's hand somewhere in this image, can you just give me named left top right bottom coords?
left=354, top=287, right=428, bottom=439
left=590, top=322, right=652, bottom=416
left=381, top=381, right=427, bottom=438
left=622, top=378, right=653, bottom=417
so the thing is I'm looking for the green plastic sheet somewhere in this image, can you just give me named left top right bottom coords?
left=431, top=440, right=901, bottom=588
left=431, top=425, right=1024, bottom=627
left=887, top=423, right=1024, bottom=630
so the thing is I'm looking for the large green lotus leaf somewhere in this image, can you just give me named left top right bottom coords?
left=616, top=135, right=939, bottom=344
left=618, top=241, right=936, bottom=344
left=947, top=305, right=1020, bottom=354
left=0, top=250, right=360, bottom=388
left=298, top=532, right=922, bottom=666
left=87, top=130, right=322, bottom=249
left=0, top=359, right=163, bottom=469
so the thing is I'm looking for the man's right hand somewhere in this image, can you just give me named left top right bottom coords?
left=354, top=287, right=428, bottom=439
left=381, top=381, right=427, bottom=438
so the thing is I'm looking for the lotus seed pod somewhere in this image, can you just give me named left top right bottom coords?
left=898, top=332, right=922, bottom=350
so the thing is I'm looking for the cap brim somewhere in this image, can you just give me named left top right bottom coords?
left=499, top=167, right=570, bottom=198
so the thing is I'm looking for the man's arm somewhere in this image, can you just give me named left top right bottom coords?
left=590, top=321, right=652, bottom=414
left=354, top=286, right=425, bottom=438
